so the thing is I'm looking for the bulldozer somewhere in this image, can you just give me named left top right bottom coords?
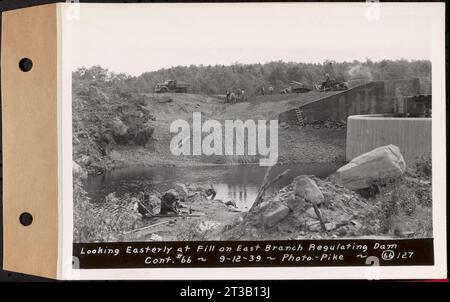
left=315, top=62, right=349, bottom=92
left=314, top=77, right=349, bottom=92
left=281, top=81, right=313, bottom=94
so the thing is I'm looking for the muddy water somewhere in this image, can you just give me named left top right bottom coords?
left=84, top=163, right=340, bottom=210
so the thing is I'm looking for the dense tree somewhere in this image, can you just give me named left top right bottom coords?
left=74, top=59, right=431, bottom=97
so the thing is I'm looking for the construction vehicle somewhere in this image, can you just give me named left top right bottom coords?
left=281, top=81, right=313, bottom=94
left=154, top=79, right=189, bottom=93
left=315, top=62, right=349, bottom=92
left=315, top=78, right=349, bottom=92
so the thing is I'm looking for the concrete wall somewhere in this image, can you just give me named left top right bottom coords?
left=346, top=115, right=431, bottom=165
left=280, top=78, right=423, bottom=124
left=301, top=81, right=390, bottom=123
left=278, top=109, right=297, bottom=124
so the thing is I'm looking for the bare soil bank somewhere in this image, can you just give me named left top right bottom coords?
left=107, top=125, right=346, bottom=169
left=79, top=92, right=347, bottom=170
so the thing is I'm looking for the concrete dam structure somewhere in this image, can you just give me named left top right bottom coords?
left=346, top=115, right=431, bottom=165
left=278, top=78, right=424, bottom=125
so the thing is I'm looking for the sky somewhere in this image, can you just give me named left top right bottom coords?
left=68, top=3, right=435, bottom=76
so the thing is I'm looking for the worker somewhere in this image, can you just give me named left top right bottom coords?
left=159, top=189, right=180, bottom=215
left=236, top=88, right=241, bottom=101
left=241, top=89, right=246, bottom=101
left=226, top=90, right=230, bottom=103
left=260, top=87, right=265, bottom=95
left=205, top=185, right=217, bottom=200
left=269, top=86, right=274, bottom=95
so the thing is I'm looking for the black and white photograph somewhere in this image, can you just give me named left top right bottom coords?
left=60, top=2, right=445, bottom=277
left=72, top=3, right=433, bottom=242
left=0, top=0, right=446, bottom=283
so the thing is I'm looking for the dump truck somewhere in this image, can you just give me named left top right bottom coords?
left=154, top=80, right=189, bottom=93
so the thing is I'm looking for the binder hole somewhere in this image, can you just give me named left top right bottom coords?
left=19, top=212, right=33, bottom=226
left=19, top=58, right=33, bottom=72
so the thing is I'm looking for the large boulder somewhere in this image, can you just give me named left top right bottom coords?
left=293, top=176, right=324, bottom=204
left=334, top=144, right=406, bottom=190
left=261, top=202, right=290, bottom=227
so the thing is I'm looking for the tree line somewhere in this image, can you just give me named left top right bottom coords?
left=73, top=59, right=431, bottom=97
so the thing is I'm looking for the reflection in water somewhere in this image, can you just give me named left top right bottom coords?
left=84, top=163, right=340, bottom=210
left=219, top=183, right=254, bottom=209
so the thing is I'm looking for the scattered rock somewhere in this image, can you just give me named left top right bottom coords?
left=305, top=207, right=317, bottom=219
left=261, top=202, right=290, bottom=227
left=73, top=161, right=87, bottom=179
left=336, top=227, right=347, bottom=236
left=158, top=96, right=173, bottom=103
left=110, top=117, right=128, bottom=136
left=138, top=194, right=161, bottom=216
left=300, top=119, right=346, bottom=129
left=308, top=221, right=336, bottom=232
left=225, top=200, right=237, bottom=208
left=197, top=221, right=221, bottom=232
left=333, top=144, right=406, bottom=190
left=279, top=122, right=290, bottom=130
left=325, top=222, right=337, bottom=231
left=285, top=196, right=307, bottom=212
left=173, top=182, right=189, bottom=201
left=188, top=191, right=205, bottom=203
left=146, top=233, right=162, bottom=241
left=293, top=175, right=324, bottom=204
left=308, top=221, right=322, bottom=232
left=258, top=200, right=270, bottom=209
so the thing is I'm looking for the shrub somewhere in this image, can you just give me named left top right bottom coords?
left=176, top=222, right=210, bottom=241
left=414, top=155, right=432, bottom=180
left=377, top=178, right=401, bottom=233
left=73, top=176, right=141, bottom=242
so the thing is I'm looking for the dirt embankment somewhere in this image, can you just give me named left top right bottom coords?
left=97, top=92, right=347, bottom=170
